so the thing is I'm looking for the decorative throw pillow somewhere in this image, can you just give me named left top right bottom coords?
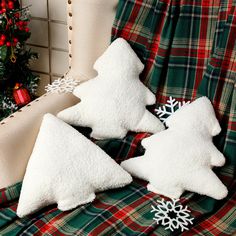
left=57, top=38, right=164, bottom=140
left=17, top=114, right=132, bottom=218
left=121, top=97, right=228, bottom=200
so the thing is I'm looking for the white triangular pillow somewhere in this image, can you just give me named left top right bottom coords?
left=17, top=114, right=132, bottom=218
left=57, top=38, right=164, bottom=140
left=121, top=97, right=228, bottom=200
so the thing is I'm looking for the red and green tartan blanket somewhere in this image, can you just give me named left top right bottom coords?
left=0, top=177, right=236, bottom=235
left=0, top=0, right=236, bottom=235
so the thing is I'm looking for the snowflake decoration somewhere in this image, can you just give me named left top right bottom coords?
left=20, top=6, right=31, bottom=20
left=27, top=75, right=40, bottom=94
left=45, top=77, right=79, bottom=94
left=151, top=198, right=194, bottom=232
left=155, top=97, right=190, bottom=123
left=2, top=97, right=18, bottom=111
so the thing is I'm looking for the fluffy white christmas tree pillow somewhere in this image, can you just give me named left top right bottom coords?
left=57, top=38, right=164, bottom=140
left=121, top=97, right=228, bottom=200
left=17, top=114, right=132, bottom=218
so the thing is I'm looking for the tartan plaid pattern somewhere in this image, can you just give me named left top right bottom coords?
left=0, top=170, right=235, bottom=235
left=0, top=0, right=236, bottom=235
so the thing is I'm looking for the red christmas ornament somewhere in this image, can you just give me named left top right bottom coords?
left=8, top=1, right=14, bottom=9
left=1, top=34, right=6, bottom=42
left=6, top=41, right=11, bottom=47
left=13, top=83, right=31, bottom=106
left=14, top=12, right=20, bottom=18
left=18, top=21, right=24, bottom=26
left=25, top=27, right=29, bottom=32
left=1, top=2, right=6, bottom=8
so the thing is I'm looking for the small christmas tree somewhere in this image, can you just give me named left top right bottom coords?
left=0, top=0, right=39, bottom=121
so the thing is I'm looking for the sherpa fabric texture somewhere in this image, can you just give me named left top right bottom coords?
left=17, top=114, right=132, bottom=218
left=121, top=97, right=228, bottom=200
left=1, top=1, right=236, bottom=235
left=57, top=38, right=164, bottom=140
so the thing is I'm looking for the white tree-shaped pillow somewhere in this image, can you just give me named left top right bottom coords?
left=57, top=38, right=164, bottom=140
left=121, top=97, right=228, bottom=200
left=17, top=114, right=132, bottom=218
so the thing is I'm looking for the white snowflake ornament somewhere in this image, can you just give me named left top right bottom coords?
left=45, top=77, right=79, bottom=94
left=151, top=198, right=194, bottom=232
left=2, top=99, right=18, bottom=111
left=155, top=96, right=190, bottom=123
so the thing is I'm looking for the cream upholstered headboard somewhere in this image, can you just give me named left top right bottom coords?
left=67, top=0, right=118, bottom=81
left=0, top=0, right=118, bottom=188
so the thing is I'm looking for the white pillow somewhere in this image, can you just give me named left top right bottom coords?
left=17, top=114, right=132, bottom=218
left=121, top=97, right=228, bottom=200
left=57, top=38, right=164, bottom=140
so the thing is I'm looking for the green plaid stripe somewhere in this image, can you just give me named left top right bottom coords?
left=0, top=0, right=236, bottom=235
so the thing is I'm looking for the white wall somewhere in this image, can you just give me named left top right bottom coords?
left=21, top=0, right=69, bottom=95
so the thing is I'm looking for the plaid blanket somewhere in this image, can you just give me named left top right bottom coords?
left=0, top=164, right=235, bottom=235
left=1, top=0, right=236, bottom=235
